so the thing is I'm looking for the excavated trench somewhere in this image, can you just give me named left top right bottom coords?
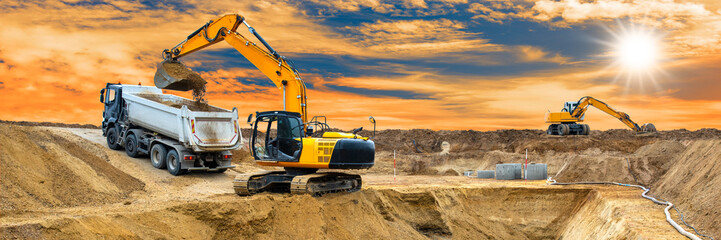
left=3, top=186, right=668, bottom=239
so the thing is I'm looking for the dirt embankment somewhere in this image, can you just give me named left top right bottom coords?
left=4, top=185, right=675, bottom=240
left=346, top=128, right=721, bottom=238
left=0, top=120, right=98, bottom=129
left=360, top=128, right=721, bottom=154
left=0, top=124, right=144, bottom=214
left=1, top=123, right=719, bottom=239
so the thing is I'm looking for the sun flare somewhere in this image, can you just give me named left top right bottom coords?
left=602, top=22, right=666, bottom=91
left=617, top=32, right=658, bottom=71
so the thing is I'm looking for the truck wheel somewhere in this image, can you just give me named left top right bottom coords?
left=150, top=144, right=167, bottom=169
left=557, top=125, right=565, bottom=136
left=106, top=128, right=122, bottom=150
left=125, top=133, right=141, bottom=158
left=166, top=149, right=185, bottom=176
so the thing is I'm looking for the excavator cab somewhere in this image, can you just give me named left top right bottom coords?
left=251, top=111, right=303, bottom=162
left=562, top=101, right=584, bottom=120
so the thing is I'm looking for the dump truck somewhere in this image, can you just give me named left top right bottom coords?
left=100, top=83, right=241, bottom=175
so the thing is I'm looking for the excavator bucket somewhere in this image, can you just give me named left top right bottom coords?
left=641, top=123, right=657, bottom=132
left=154, top=59, right=206, bottom=91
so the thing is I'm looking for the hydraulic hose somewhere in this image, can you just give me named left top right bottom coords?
left=547, top=179, right=703, bottom=240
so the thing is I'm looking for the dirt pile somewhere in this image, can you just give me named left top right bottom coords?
left=0, top=120, right=98, bottom=129
left=653, top=139, right=721, bottom=236
left=161, top=61, right=207, bottom=102
left=0, top=123, right=144, bottom=214
left=136, top=93, right=225, bottom=112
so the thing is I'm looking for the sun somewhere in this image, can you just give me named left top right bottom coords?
left=616, top=32, right=658, bottom=71
left=601, top=22, right=666, bottom=91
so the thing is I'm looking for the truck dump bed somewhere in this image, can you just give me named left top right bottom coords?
left=121, top=86, right=241, bottom=152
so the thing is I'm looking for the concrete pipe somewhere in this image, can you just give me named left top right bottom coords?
left=496, top=163, right=522, bottom=180
left=525, top=163, right=548, bottom=180
left=477, top=170, right=495, bottom=179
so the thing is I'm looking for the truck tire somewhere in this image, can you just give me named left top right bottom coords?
left=557, top=125, right=566, bottom=136
left=150, top=144, right=167, bottom=169
left=582, top=124, right=590, bottom=135
left=106, top=128, right=121, bottom=150
left=125, top=133, right=141, bottom=158
left=166, top=149, right=185, bottom=176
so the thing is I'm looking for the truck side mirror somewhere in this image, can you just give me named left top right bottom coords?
left=247, top=113, right=254, bottom=126
left=100, top=88, right=105, bottom=103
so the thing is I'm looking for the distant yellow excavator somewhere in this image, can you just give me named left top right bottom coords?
left=545, top=96, right=656, bottom=136
left=154, top=14, right=375, bottom=196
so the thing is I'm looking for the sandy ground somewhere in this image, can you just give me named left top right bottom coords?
left=1, top=124, right=718, bottom=239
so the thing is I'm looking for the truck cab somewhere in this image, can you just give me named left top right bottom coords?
left=100, top=83, right=123, bottom=135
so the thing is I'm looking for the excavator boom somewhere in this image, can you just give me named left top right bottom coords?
left=156, top=14, right=308, bottom=122
left=570, top=96, right=641, bottom=131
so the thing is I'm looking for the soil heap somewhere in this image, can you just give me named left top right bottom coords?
left=161, top=61, right=207, bottom=103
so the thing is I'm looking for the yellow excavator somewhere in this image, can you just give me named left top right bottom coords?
left=545, top=96, right=656, bottom=136
left=154, top=14, right=375, bottom=196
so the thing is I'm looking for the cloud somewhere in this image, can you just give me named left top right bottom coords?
left=514, top=45, right=570, bottom=63
left=524, top=0, right=721, bottom=56
left=528, top=0, right=710, bottom=26
left=302, top=0, right=396, bottom=13
left=468, top=1, right=532, bottom=23
left=346, top=19, right=505, bottom=57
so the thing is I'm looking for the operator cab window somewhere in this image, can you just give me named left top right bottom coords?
left=252, top=115, right=302, bottom=162
left=253, top=116, right=276, bottom=160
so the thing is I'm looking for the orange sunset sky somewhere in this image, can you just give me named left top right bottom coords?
left=1, top=0, right=720, bottom=130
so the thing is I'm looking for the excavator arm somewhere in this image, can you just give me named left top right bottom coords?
left=159, top=14, right=308, bottom=122
left=570, top=96, right=641, bottom=131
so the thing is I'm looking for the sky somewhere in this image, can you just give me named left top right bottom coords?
left=1, top=0, right=720, bottom=130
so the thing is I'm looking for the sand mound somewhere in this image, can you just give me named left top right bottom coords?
left=0, top=124, right=144, bottom=214
left=0, top=120, right=98, bottom=129
left=654, top=140, right=721, bottom=237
